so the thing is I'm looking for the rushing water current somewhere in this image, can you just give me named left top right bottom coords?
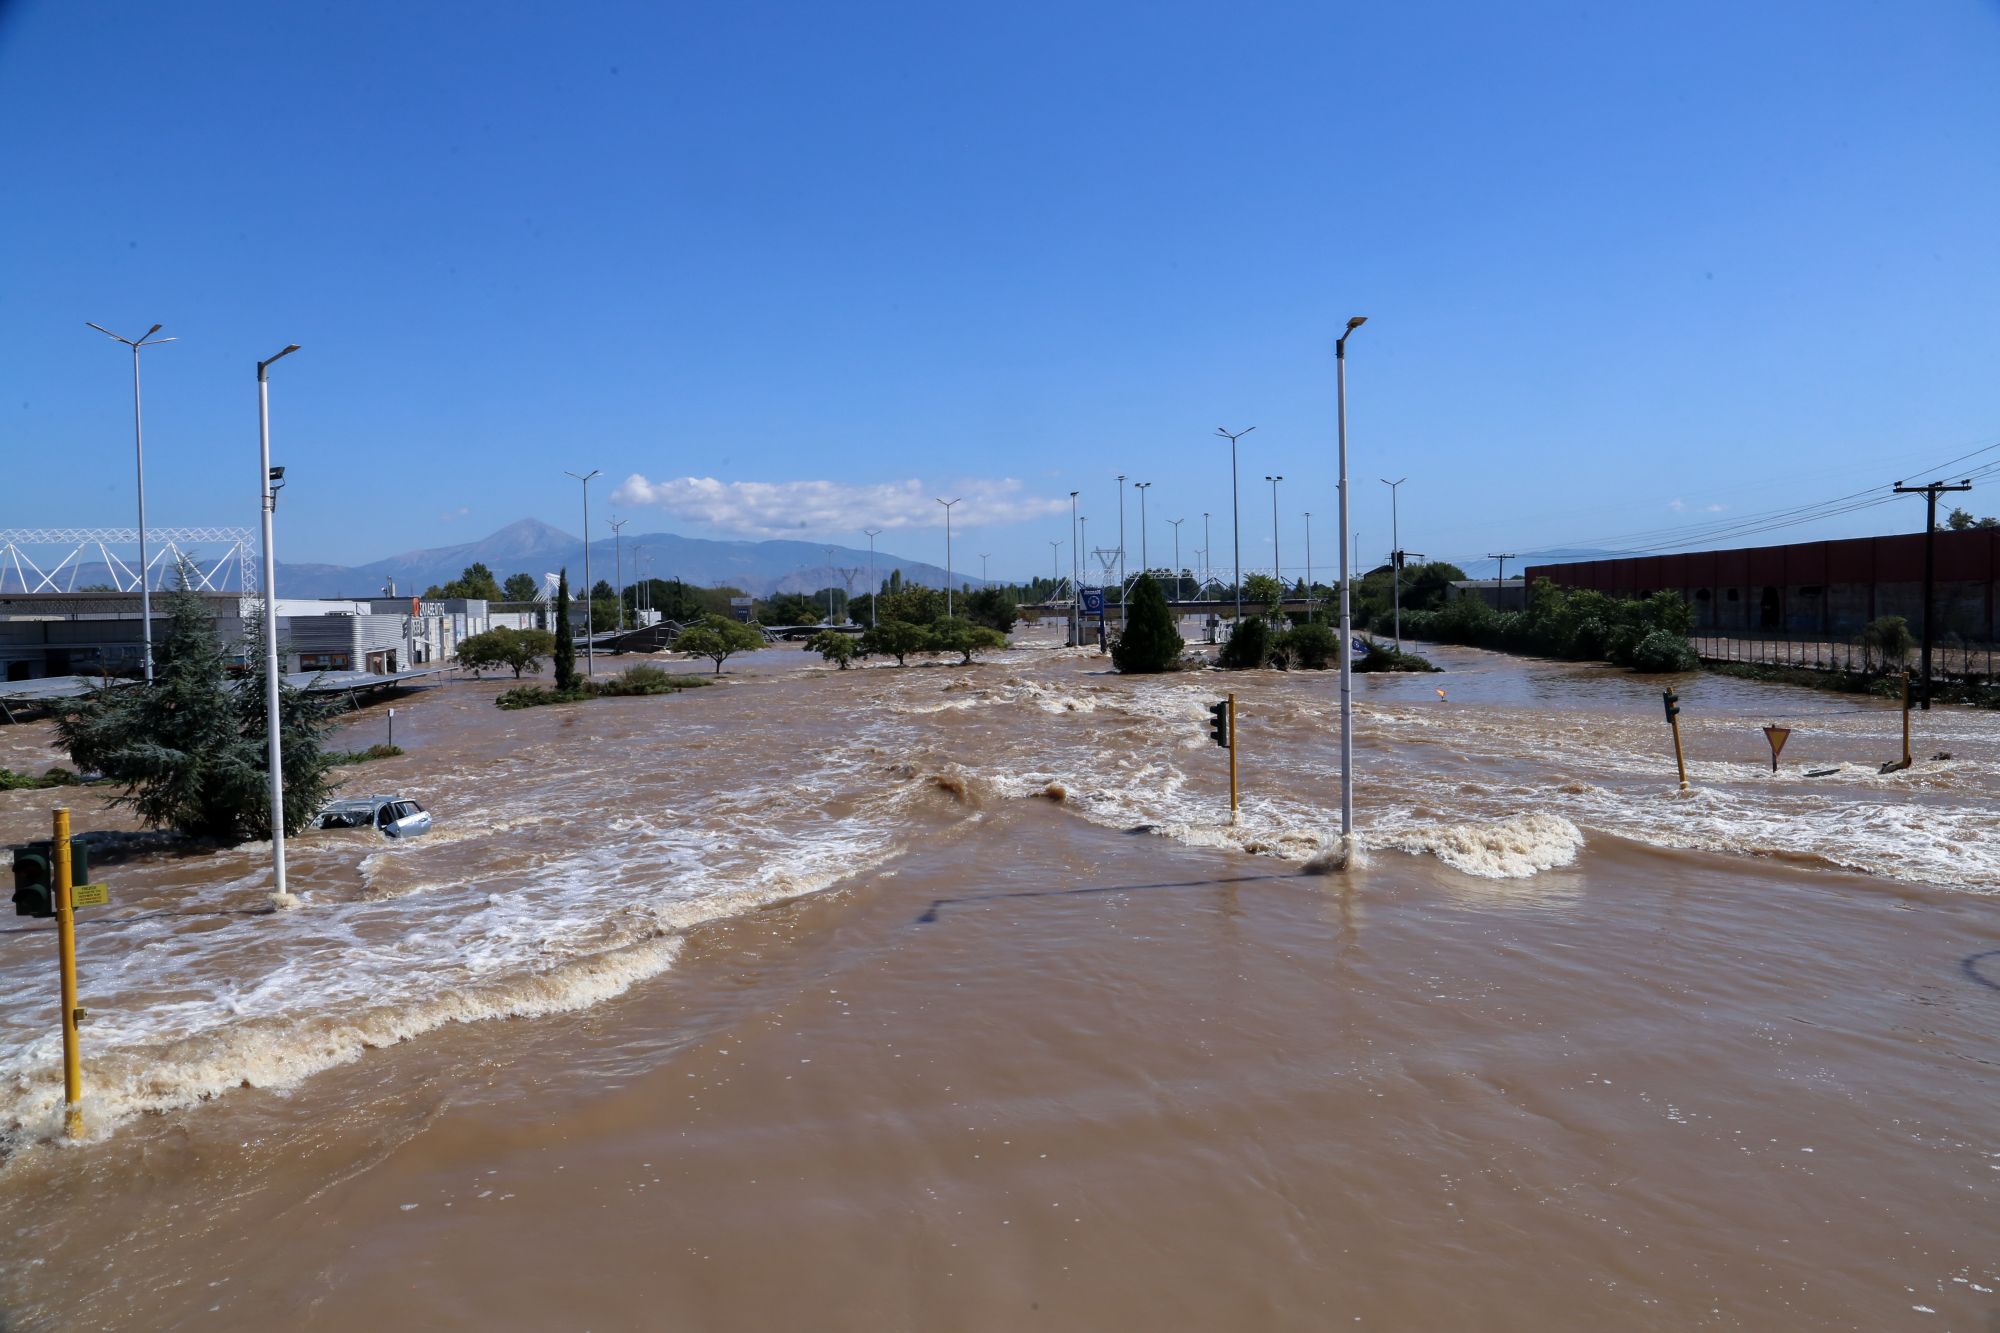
left=1, top=631, right=1995, bottom=1330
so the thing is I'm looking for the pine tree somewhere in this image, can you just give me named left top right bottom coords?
left=54, top=571, right=338, bottom=840
left=553, top=568, right=578, bottom=690
left=1111, top=572, right=1184, bottom=674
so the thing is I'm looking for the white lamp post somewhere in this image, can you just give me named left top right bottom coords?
left=936, top=498, right=961, bottom=616
left=565, top=469, right=600, bottom=675
left=1335, top=316, right=1367, bottom=856
left=257, top=342, right=300, bottom=906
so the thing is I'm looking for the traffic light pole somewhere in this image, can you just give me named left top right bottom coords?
left=1227, top=693, right=1238, bottom=819
left=53, top=807, right=83, bottom=1139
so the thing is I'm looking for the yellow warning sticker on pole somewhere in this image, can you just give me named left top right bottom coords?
left=1762, top=726, right=1791, bottom=772
left=70, top=883, right=109, bottom=908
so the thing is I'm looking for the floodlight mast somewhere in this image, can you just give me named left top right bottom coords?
left=86, top=321, right=177, bottom=683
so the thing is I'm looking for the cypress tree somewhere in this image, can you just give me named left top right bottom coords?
left=1111, top=572, right=1184, bottom=674
left=553, top=568, right=578, bottom=690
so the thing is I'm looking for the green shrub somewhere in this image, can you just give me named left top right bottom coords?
left=1278, top=622, right=1339, bottom=670
left=928, top=616, right=1007, bottom=664
left=597, top=664, right=683, bottom=696
left=0, top=766, right=81, bottom=790
left=1355, top=641, right=1440, bottom=673
left=1861, top=615, right=1914, bottom=667
left=1217, top=617, right=1275, bottom=670
left=1628, top=630, right=1698, bottom=673
left=327, top=743, right=406, bottom=764
left=860, top=619, right=931, bottom=666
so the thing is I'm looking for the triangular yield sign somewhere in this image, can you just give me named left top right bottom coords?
left=1762, top=725, right=1792, bottom=771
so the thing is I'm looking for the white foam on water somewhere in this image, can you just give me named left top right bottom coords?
left=1367, top=812, right=1587, bottom=879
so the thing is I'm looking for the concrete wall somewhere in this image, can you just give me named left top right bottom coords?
left=1526, top=529, right=2000, bottom=641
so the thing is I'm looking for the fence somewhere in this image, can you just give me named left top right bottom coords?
left=1693, top=632, right=1997, bottom=684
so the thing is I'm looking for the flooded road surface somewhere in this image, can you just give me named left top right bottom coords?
left=1, top=633, right=1995, bottom=1329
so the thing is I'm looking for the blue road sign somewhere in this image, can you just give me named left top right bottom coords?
left=1080, top=588, right=1106, bottom=615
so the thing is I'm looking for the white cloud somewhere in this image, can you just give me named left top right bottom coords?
left=609, top=475, right=1070, bottom=536
left=440, top=506, right=471, bottom=523
left=1704, top=503, right=1727, bottom=513
left=1666, top=498, right=1687, bottom=512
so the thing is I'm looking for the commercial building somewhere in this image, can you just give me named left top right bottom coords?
left=1524, top=528, right=2000, bottom=642
left=0, top=590, right=499, bottom=682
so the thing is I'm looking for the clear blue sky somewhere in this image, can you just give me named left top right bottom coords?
left=3, top=0, right=1997, bottom=583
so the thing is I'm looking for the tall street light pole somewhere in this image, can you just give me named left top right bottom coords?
left=825, top=546, right=840, bottom=621
left=86, top=321, right=176, bottom=683
left=1069, top=491, right=1081, bottom=646
left=936, top=497, right=961, bottom=616
left=1304, top=512, right=1314, bottom=618
left=1266, top=475, right=1285, bottom=587
left=1048, top=539, right=1061, bottom=598
left=565, top=469, right=601, bottom=676
left=1335, top=316, right=1368, bottom=856
left=979, top=553, right=991, bottom=587
left=256, top=342, right=300, bottom=906
left=1115, top=475, right=1128, bottom=619
left=1203, top=511, right=1213, bottom=596
left=1168, top=518, right=1185, bottom=602
left=1215, top=427, right=1255, bottom=624
left=1381, top=477, right=1407, bottom=652
left=607, top=517, right=628, bottom=632
left=1134, top=482, right=1151, bottom=586
left=864, top=528, right=883, bottom=626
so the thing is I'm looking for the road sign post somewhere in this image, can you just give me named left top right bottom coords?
left=53, top=808, right=83, bottom=1139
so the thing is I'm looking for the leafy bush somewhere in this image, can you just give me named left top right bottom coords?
left=0, top=766, right=81, bottom=790
left=1861, top=615, right=1914, bottom=667
left=1355, top=641, right=1440, bottom=673
left=1627, top=629, right=1698, bottom=673
left=596, top=664, right=683, bottom=696
left=1399, top=579, right=1698, bottom=675
left=1277, top=622, right=1339, bottom=670
left=327, top=743, right=405, bottom=764
left=1111, top=573, right=1184, bottom=674
left=1217, top=616, right=1275, bottom=670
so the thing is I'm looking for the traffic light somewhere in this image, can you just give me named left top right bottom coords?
left=1662, top=688, right=1680, bottom=723
left=1208, top=699, right=1230, bottom=748
left=12, top=839, right=88, bottom=919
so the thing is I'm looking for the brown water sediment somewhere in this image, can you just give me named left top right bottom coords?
left=1, top=639, right=1996, bottom=1329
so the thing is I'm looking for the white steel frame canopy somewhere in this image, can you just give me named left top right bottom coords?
left=0, top=527, right=258, bottom=595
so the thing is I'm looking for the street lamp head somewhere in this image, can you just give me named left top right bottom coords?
left=268, top=466, right=285, bottom=482
left=144, top=323, right=163, bottom=339
left=1346, top=316, right=1368, bottom=331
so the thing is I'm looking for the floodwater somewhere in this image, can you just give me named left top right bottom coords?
left=1, top=630, right=1995, bottom=1330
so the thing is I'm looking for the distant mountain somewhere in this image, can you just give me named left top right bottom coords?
left=276, top=519, right=980, bottom=599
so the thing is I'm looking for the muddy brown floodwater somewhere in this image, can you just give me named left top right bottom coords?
left=1, top=631, right=1996, bottom=1330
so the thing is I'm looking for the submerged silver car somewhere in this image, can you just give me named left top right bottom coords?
left=317, top=794, right=433, bottom=839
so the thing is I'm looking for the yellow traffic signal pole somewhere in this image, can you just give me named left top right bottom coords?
left=53, top=808, right=83, bottom=1139
left=1663, top=690, right=1690, bottom=791
left=1901, top=671, right=1913, bottom=769
left=1227, top=693, right=1239, bottom=818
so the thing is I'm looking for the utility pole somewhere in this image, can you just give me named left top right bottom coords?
left=825, top=546, right=840, bottom=621
left=565, top=469, right=600, bottom=676
left=936, top=497, right=961, bottom=617
left=1048, top=538, right=1062, bottom=601
left=1893, top=478, right=1973, bottom=709
left=1215, top=428, right=1255, bottom=625
left=979, top=553, right=990, bottom=586
left=1381, top=477, right=1407, bottom=651
left=1168, top=518, right=1185, bottom=602
left=864, top=528, right=883, bottom=627
left=1488, top=552, right=1517, bottom=611
left=1335, top=317, right=1367, bottom=855
left=1202, top=512, right=1213, bottom=597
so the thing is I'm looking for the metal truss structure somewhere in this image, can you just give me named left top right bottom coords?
left=0, top=528, right=258, bottom=595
